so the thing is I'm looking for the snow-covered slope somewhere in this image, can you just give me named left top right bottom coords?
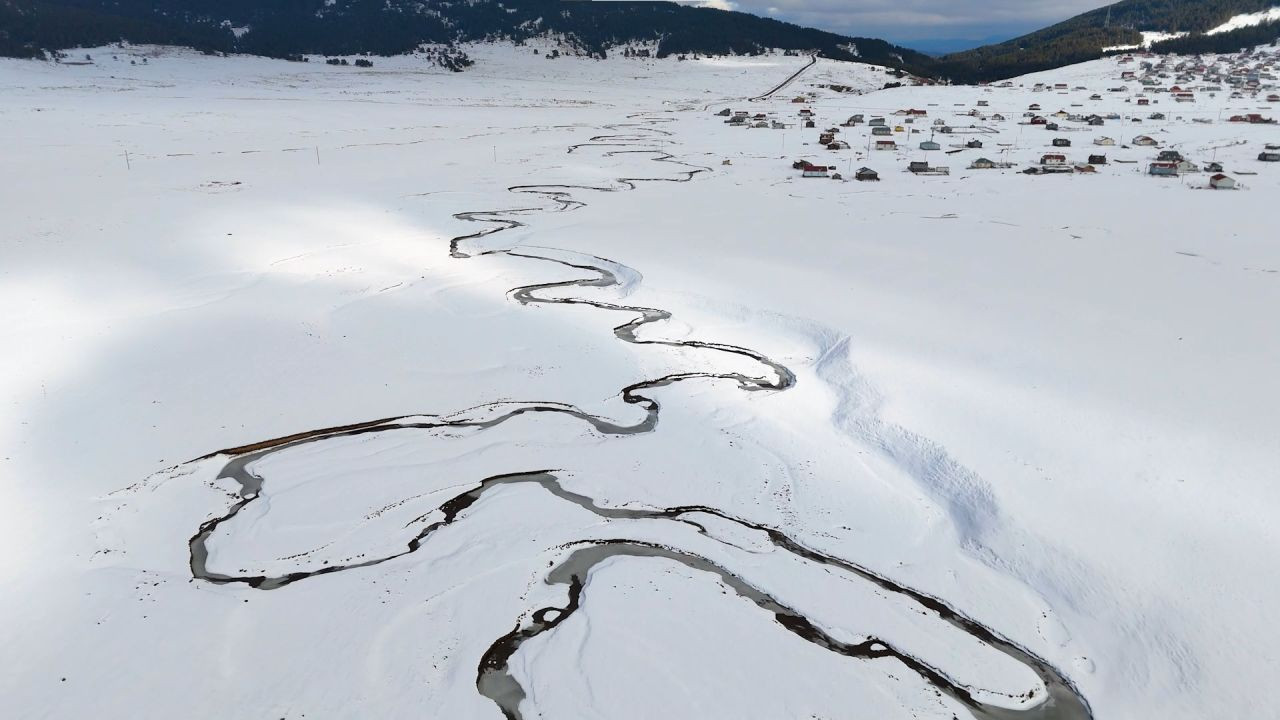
left=1207, top=6, right=1280, bottom=34
left=1102, top=30, right=1190, bottom=51
left=2, top=43, right=1278, bottom=720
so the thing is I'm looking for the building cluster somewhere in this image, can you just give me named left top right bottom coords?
left=723, top=46, right=1279, bottom=190
left=1113, top=46, right=1279, bottom=102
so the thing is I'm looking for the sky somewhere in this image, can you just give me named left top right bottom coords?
left=676, top=0, right=1118, bottom=48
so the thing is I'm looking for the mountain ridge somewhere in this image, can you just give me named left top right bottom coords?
left=0, top=0, right=939, bottom=76
left=943, top=0, right=1280, bottom=82
left=4, top=0, right=1279, bottom=82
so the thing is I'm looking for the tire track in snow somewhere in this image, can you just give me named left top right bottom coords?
left=749, top=54, right=818, bottom=102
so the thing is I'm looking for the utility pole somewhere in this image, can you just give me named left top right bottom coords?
left=123, top=150, right=131, bottom=170
left=315, top=146, right=320, bottom=165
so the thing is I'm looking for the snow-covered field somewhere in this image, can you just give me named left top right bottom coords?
left=2, top=43, right=1278, bottom=719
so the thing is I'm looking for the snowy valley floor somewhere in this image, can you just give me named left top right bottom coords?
left=1, top=45, right=1278, bottom=719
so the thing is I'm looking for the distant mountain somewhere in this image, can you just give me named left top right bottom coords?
left=0, top=0, right=939, bottom=76
left=943, top=0, right=1280, bottom=82
left=903, top=34, right=1023, bottom=56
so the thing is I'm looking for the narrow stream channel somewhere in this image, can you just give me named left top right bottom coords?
left=181, top=113, right=1092, bottom=720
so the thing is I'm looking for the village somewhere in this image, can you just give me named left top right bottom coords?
left=712, top=45, right=1280, bottom=191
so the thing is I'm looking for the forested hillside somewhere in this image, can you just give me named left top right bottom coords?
left=943, top=0, right=1280, bottom=82
left=1151, top=17, right=1280, bottom=53
left=0, top=0, right=938, bottom=76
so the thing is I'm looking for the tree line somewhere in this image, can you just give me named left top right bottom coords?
left=0, top=0, right=938, bottom=76
left=942, top=0, right=1280, bottom=82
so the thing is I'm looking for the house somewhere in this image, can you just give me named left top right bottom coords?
left=715, top=108, right=732, bottom=117
left=1030, top=116, right=1048, bottom=126
left=819, top=132, right=835, bottom=144
left=1090, top=94, right=1103, bottom=100
left=966, top=139, right=984, bottom=149
left=1209, top=173, right=1237, bottom=189
left=1087, top=115, right=1105, bottom=126
left=831, top=172, right=843, bottom=181
left=855, top=167, right=880, bottom=181
left=1053, top=138, right=1072, bottom=147
left=907, top=161, right=948, bottom=174
left=1268, top=94, right=1280, bottom=102
left=1137, top=98, right=1151, bottom=106
left=1148, top=161, right=1179, bottom=176
left=977, top=100, right=989, bottom=106
left=792, top=96, right=806, bottom=103
left=827, top=140, right=851, bottom=150
left=1205, top=161, right=1224, bottom=172
left=869, top=117, right=887, bottom=126
left=1041, top=153, right=1067, bottom=165
left=1029, top=103, right=1042, bottom=111
left=969, top=157, right=996, bottom=169
left=801, top=164, right=830, bottom=178
left=1088, top=154, right=1108, bottom=164
left=1074, top=164, right=1098, bottom=173
left=798, top=108, right=814, bottom=117
left=1150, top=112, right=1166, bottom=120
left=1045, top=122, right=1060, bottom=131
left=875, top=140, right=897, bottom=150
left=895, top=125, right=906, bottom=132
left=1260, top=151, right=1280, bottom=162
left=872, top=126, right=892, bottom=136
left=1176, top=159, right=1199, bottom=173
left=920, top=141, right=941, bottom=150
left=1133, top=135, right=1158, bottom=146
left=804, top=119, right=816, bottom=128
left=1157, top=150, right=1183, bottom=162
left=1229, top=113, right=1276, bottom=124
